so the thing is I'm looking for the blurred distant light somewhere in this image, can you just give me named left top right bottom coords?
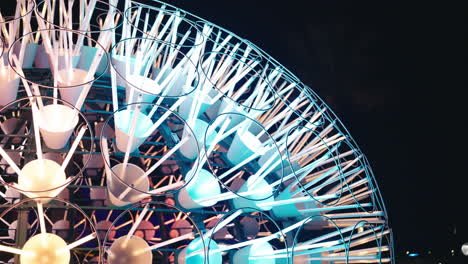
left=408, top=253, right=419, bottom=257
left=462, top=243, right=468, bottom=256
left=405, top=251, right=409, bottom=255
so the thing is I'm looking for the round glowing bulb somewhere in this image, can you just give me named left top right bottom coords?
left=108, top=236, right=152, bottom=264
left=18, top=159, right=66, bottom=203
left=20, top=233, right=70, bottom=264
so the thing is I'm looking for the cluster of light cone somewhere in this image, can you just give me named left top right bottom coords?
left=0, top=0, right=393, bottom=263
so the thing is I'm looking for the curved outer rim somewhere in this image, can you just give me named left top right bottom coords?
left=132, top=0, right=390, bottom=224
left=0, top=0, right=393, bottom=260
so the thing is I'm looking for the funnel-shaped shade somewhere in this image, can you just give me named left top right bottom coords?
left=111, top=54, right=137, bottom=87
left=114, top=109, right=154, bottom=153
left=232, top=177, right=274, bottom=211
left=227, top=130, right=262, bottom=165
left=106, top=163, right=149, bottom=207
left=54, top=49, right=81, bottom=70
left=177, top=169, right=221, bottom=209
left=177, top=237, right=222, bottom=264
left=125, top=75, right=160, bottom=104
left=178, top=90, right=213, bottom=120
left=57, top=68, right=89, bottom=105
left=271, top=187, right=319, bottom=219
left=39, top=104, right=79, bottom=149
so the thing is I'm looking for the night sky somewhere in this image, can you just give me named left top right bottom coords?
left=163, top=0, right=466, bottom=262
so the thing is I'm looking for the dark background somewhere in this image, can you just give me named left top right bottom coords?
left=163, top=0, right=467, bottom=263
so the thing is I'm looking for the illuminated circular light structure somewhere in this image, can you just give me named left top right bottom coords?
left=0, top=0, right=394, bottom=263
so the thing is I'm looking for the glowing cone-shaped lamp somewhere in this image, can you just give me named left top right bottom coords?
left=0, top=197, right=100, bottom=264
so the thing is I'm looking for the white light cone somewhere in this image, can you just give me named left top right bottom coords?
left=21, top=233, right=70, bottom=264
left=108, top=236, right=152, bottom=264
left=114, top=109, right=154, bottom=153
left=177, top=237, right=222, bottom=264
left=177, top=169, right=221, bottom=209
left=0, top=69, right=20, bottom=106
left=13, top=42, right=38, bottom=68
left=257, top=147, right=284, bottom=175
left=33, top=46, right=81, bottom=70
left=38, top=104, right=79, bottom=149
left=232, top=241, right=275, bottom=264
left=232, top=177, right=274, bottom=212
left=125, top=75, right=159, bottom=104
left=57, top=68, right=90, bottom=105
left=227, top=130, right=262, bottom=165
left=111, top=54, right=136, bottom=87
left=179, top=119, right=216, bottom=160
left=18, top=159, right=67, bottom=204
left=106, top=163, right=149, bottom=207
left=271, top=187, right=317, bottom=219
left=178, top=91, right=213, bottom=120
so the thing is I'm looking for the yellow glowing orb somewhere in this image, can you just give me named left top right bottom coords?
left=108, top=235, right=152, bottom=264
left=21, top=233, right=70, bottom=264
